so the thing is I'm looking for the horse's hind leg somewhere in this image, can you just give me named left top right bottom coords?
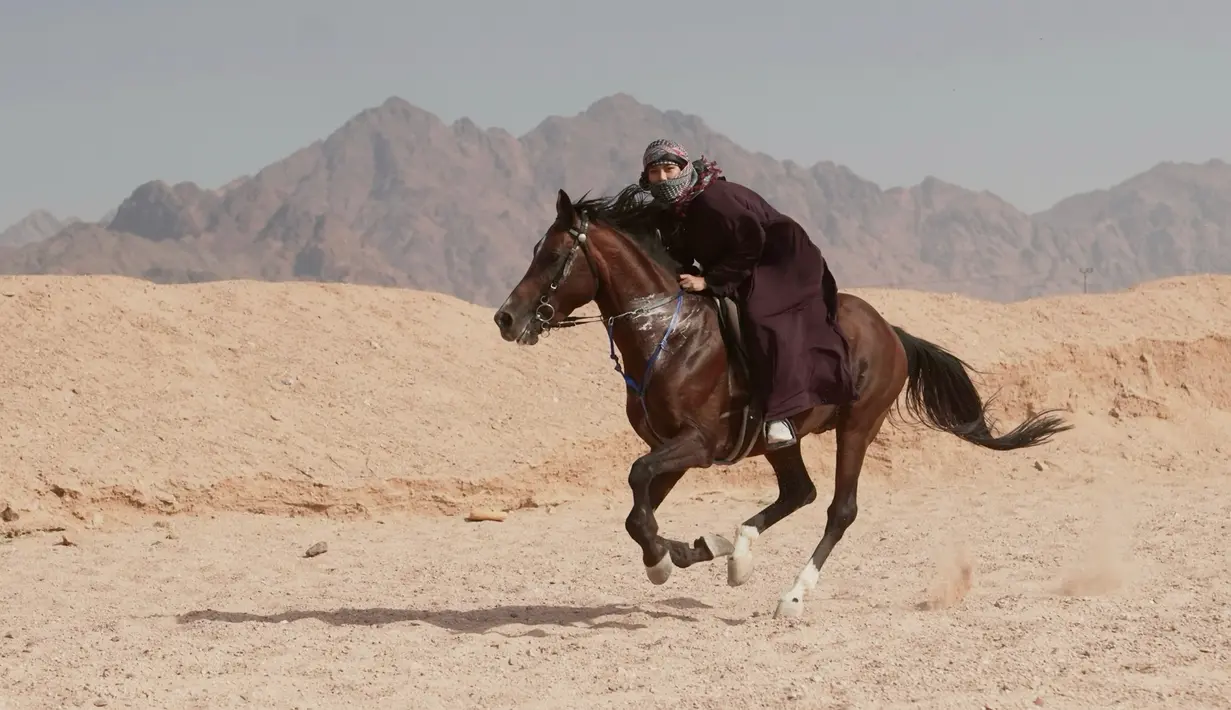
left=725, top=444, right=818, bottom=587
left=774, top=409, right=889, bottom=618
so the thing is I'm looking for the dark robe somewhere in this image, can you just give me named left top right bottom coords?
left=658, top=177, right=856, bottom=419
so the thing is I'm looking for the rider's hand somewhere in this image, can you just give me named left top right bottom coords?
left=679, top=274, right=707, bottom=292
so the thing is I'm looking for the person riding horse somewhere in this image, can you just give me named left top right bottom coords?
left=494, top=144, right=1072, bottom=617
left=637, top=138, right=857, bottom=449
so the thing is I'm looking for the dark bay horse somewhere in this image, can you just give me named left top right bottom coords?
left=493, top=187, right=1072, bottom=618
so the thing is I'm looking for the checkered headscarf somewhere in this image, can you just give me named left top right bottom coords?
left=637, top=139, right=723, bottom=213
left=642, top=139, right=690, bottom=170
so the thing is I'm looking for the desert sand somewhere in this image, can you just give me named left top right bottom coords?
left=1, top=273, right=1230, bottom=709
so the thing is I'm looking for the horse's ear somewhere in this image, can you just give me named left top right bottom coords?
left=555, top=189, right=575, bottom=223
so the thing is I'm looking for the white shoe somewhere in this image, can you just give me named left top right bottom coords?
left=765, top=419, right=796, bottom=447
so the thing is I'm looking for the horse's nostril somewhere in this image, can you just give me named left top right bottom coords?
left=494, top=310, right=513, bottom=331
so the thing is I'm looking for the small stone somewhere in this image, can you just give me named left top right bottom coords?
left=56, top=534, right=76, bottom=547
left=94, top=699, right=109, bottom=707
left=0, top=506, right=17, bottom=522
left=50, top=484, right=81, bottom=499
left=1033, top=460, right=1046, bottom=471
left=304, top=542, right=328, bottom=558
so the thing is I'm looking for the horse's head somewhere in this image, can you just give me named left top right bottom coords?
left=494, top=189, right=603, bottom=345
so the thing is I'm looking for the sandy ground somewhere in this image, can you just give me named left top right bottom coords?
left=3, top=274, right=1231, bottom=708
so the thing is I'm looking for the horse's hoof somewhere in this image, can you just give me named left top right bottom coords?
left=645, top=554, right=673, bottom=585
left=774, top=595, right=805, bottom=619
left=699, top=533, right=735, bottom=559
left=728, top=552, right=754, bottom=587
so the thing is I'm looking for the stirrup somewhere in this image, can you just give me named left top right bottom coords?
left=764, top=418, right=798, bottom=450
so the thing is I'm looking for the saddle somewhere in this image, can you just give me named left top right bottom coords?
left=710, top=295, right=764, bottom=465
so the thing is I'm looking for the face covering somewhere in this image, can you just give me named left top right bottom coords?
left=647, top=160, right=698, bottom=204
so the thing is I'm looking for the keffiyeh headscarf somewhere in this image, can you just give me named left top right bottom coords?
left=638, top=139, right=723, bottom=214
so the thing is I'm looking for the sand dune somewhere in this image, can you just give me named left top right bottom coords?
left=2, top=274, right=1229, bottom=708
left=2, top=273, right=1229, bottom=527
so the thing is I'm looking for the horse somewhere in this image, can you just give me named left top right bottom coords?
left=493, top=186, right=1072, bottom=618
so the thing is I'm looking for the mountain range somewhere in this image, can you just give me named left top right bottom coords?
left=2, top=93, right=1228, bottom=305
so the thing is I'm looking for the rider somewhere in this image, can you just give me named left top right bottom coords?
left=638, top=138, right=856, bottom=450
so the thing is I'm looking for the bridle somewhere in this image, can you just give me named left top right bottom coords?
left=525, top=210, right=687, bottom=445
left=531, top=211, right=679, bottom=335
left=530, top=212, right=603, bottom=332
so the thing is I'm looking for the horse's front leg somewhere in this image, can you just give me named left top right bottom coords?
left=625, top=427, right=730, bottom=585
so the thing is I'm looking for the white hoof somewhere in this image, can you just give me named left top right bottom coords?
left=728, top=553, right=754, bottom=587
left=645, top=554, right=673, bottom=585
left=774, top=595, right=805, bottom=619
left=699, top=533, right=735, bottom=558
left=728, top=525, right=759, bottom=586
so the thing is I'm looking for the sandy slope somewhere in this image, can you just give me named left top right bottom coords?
left=2, top=274, right=1230, bottom=709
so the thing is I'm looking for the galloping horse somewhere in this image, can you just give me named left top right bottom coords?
left=493, top=187, right=1071, bottom=618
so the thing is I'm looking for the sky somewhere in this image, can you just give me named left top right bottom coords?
left=1, top=0, right=1229, bottom=228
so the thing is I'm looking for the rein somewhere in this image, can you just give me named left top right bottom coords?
left=532, top=212, right=686, bottom=443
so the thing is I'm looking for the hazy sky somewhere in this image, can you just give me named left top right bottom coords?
left=2, top=0, right=1228, bottom=227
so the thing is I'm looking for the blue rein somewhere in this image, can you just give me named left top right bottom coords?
left=603, top=290, right=686, bottom=432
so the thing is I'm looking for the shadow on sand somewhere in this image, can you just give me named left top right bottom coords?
left=175, top=597, right=719, bottom=635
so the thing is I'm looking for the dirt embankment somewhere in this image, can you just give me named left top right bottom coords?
left=2, top=274, right=1229, bottom=530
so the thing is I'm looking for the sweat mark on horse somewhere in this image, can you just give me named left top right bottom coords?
left=494, top=186, right=1072, bottom=618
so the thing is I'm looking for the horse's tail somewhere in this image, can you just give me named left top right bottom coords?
left=891, top=325, right=1072, bottom=450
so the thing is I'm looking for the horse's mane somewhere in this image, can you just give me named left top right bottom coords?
left=572, top=185, right=684, bottom=274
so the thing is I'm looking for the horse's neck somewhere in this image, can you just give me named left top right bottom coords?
left=593, top=239, right=687, bottom=369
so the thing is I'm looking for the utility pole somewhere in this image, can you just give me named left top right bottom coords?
left=1080, top=267, right=1093, bottom=294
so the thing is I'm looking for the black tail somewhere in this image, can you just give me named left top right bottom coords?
left=891, top=326, right=1072, bottom=451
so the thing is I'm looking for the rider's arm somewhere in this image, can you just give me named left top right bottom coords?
left=657, top=226, right=702, bottom=276
left=702, top=210, right=766, bottom=298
